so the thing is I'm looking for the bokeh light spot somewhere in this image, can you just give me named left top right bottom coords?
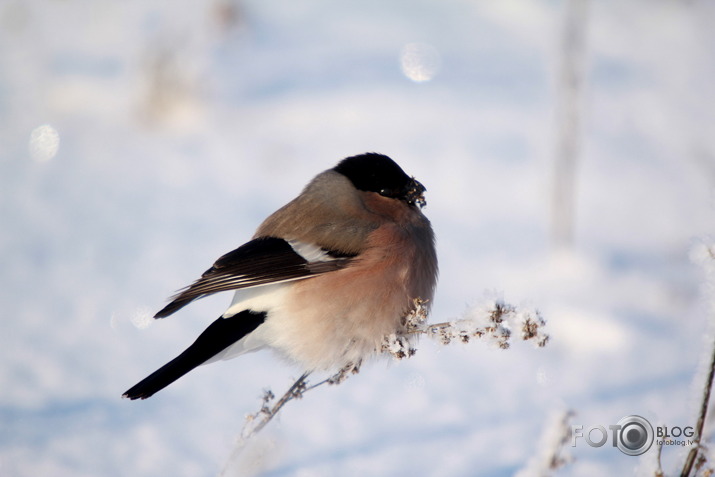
left=400, top=42, right=441, bottom=82
left=130, top=307, right=154, bottom=330
left=29, top=124, right=60, bottom=162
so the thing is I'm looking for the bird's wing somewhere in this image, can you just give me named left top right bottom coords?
left=154, top=236, right=354, bottom=318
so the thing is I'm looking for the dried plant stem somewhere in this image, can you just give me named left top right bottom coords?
left=681, top=338, right=715, bottom=477
left=244, top=371, right=311, bottom=439
left=408, top=320, right=451, bottom=333
left=220, top=372, right=312, bottom=477
left=237, top=361, right=361, bottom=444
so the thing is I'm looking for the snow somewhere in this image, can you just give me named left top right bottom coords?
left=2, top=0, right=715, bottom=475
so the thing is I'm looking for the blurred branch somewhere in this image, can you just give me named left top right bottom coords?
left=552, top=0, right=589, bottom=249
left=516, top=410, right=575, bottom=477
left=679, top=243, right=715, bottom=477
left=655, top=439, right=664, bottom=477
left=680, top=337, right=715, bottom=477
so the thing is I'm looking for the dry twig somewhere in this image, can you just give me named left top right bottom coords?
left=681, top=339, right=715, bottom=477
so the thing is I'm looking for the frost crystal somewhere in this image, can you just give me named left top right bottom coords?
left=381, top=333, right=416, bottom=360
left=403, top=297, right=429, bottom=331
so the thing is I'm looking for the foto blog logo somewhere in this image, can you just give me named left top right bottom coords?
left=571, top=415, right=695, bottom=456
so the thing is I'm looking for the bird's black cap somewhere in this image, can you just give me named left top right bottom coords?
left=334, top=153, right=426, bottom=207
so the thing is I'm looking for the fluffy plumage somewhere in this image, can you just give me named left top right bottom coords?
left=123, top=153, right=438, bottom=400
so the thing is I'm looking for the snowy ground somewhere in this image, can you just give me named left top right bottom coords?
left=2, top=1, right=715, bottom=476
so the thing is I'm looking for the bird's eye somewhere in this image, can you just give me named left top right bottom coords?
left=379, top=188, right=397, bottom=198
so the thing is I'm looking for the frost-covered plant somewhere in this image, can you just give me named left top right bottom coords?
left=677, top=242, right=715, bottom=477
left=221, top=296, right=550, bottom=472
left=382, top=297, right=549, bottom=358
left=515, top=410, right=574, bottom=477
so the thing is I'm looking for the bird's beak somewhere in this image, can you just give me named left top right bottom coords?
left=405, top=178, right=427, bottom=208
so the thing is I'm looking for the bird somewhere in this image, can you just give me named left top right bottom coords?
left=123, top=153, right=438, bottom=400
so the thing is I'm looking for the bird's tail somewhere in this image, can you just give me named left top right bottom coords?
left=122, top=310, right=266, bottom=400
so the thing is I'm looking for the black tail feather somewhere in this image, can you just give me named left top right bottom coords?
left=123, top=310, right=266, bottom=400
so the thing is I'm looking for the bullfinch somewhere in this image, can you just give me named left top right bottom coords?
left=123, top=153, right=438, bottom=400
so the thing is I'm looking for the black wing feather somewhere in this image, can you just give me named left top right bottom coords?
left=154, top=237, right=350, bottom=318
